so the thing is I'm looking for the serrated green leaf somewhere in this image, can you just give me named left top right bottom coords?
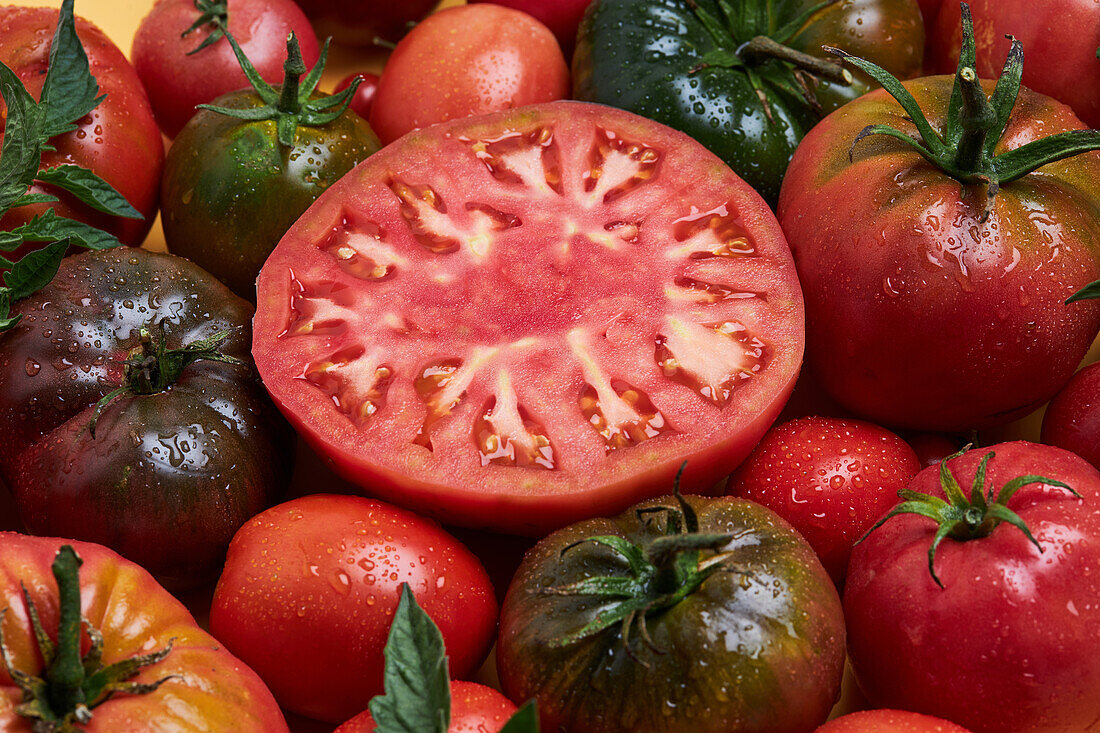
left=3, top=239, right=68, bottom=301
left=0, top=232, right=25, bottom=252
left=11, top=209, right=120, bottom=250
left=0, top=63, right=45, bottom=215
left=499, top=701, right=540, bottom=733
left=368, top=585, right=450, bottom=733
left=39, top=0, right=104, bottom=141
left=35, top=165, right=141, bottom=219
left=12, top=193, right=60, bottom=207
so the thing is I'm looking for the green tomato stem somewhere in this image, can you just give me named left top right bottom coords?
left=45, top=547, right=88, bottom=719
left=738, top=36, right=852, bottom=86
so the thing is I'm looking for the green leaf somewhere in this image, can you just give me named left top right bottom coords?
left=2, top=239, right=68, bottom=301
left=0, top=291, right=18, bottom=330
left=222, top=30, right=278, bottom=105
left=12, top=192, right=60, bottom=208
left=0, top=63, right=45, bottom=215
left=39, top=0, right=104, bottom=141
left=985, top=38, right=1023, bottom=157
left=1067, top=280, right=1100, bottom=303
left=298, top=38, right=331, bottom=99
left=992, top=130, right=1100, bottom=184
left=11, top=209, right=121, bottom=250
left=35, top=166, right=142, bottom=219
left=499, top=701, right=540, bottom=733
left=691, top=48, right=744, bottom=71
left=0, top=232, right=21, bottom=252
left=368, top=585, right=450, bottom=733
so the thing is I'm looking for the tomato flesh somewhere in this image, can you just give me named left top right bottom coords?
left=253, top=102, right=803, bottom=535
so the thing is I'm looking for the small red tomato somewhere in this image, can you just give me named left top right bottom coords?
left=729, top=416, right=921, bottom=586
left=209, top=495, right=498, bottom=724
left=817, top=709, right=972, bottom=732
left=1042, top=362, right=1100, bottom=469
left=904, top=432, right=965, bottom=468
left=469, top=0, right=594, bottom=57
left=335, top=681, right=517, bottom=733
left=335, top=72, right=381, bottom=120
left=370, top=4, right=570, bottom=144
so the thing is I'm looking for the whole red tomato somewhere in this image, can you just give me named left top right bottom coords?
left=132, top=0, right=320, bottom=138
left=335, top=71, right=380, bottom=120
left=296, top=0, right=439, bottom=45
left=932, top=0, right=1100, bottom=128
left=1042, top=362, right=1100, bottom=469
left=778, top=22, right=1100, bottom=431
left=0, top=6, right=162, bottom=246
left=728, top=416, right=921, bottom=585
left=845, top=442, right=1100, bottom=732
left=470, top=0, right=593, bottom=57
left=335, top=681, right=517, bottom=733
left=209, top=495, right=498, bottom=724
left=0, top=534, right=288, bottom=732
left=370, top=4, right=570, bottom=144
left=817, top=710, right=972, bottom=732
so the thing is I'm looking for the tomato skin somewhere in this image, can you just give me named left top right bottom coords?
left=497, top=494, right=845, bottom=733
left=728, top=417, right=921, bottom=586
left=0, top=249, right=293, bottom=590
left=469, top=0, right=594, bottom=57
left=0, top=534, right=289, bottom=732
left=160, top=89, right=381, bottom=299
left=132, top=0, right=320, bottom=138
left=844, top=442, right=1100, bottom=732
left=370, top=5, right=570, bottom=144
left=209, top=495, right=498, bottom=724
left=335, top=72, right=381, bottom=121
left=932, top=0, right=1100, bottom=128
left=778, top=78, right=1100, bottom=431
left=0, top=7, right=163, bottom=247
left=816, top=709, right=972, bottom=732
left=298, top=0, right=439, bottom=45
left=334, top=681, right=517, bottom=733
left=1042, top=362, right=1100, bottom=470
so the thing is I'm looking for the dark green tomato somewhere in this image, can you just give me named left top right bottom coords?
left=0, top=248, right=294, bottom=589
left=573, top=0, right=924, bottom=203
left=161, top=90, right=382, bottom=299
left=496, top=494, right=846, bottom=733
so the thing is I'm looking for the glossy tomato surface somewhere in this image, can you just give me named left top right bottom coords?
left=470, top=0, right=594, bottom=57
left=132, top=0, right=321, bottom=138
left=209, top=495, right=498, bottom=724
left=845, top=442, right=1100, bottom=732
left=252, top=101, right=805, bottom=535
left=497, top=494, right=845, bottom=732
left=0, top=6, right=163, bottom=246
left=161, top=88, right=381, bottom=299
left=0, top=249, right=292, bottom=589
left=0, top=534, right=288, bottom=732
left=297, top=0, right=439, bottom=45
left=778, top=77, right=1100, bottom=431
left=728, top=416, right=921, bottom=585
left=933, top=0, right=1100, bottom=128
left=335, top=681, right=517, bottom=733
left=370, top=4, right=570, bottom=144
left=816, top=709, right=972, bottom=732
left=1042, top=362, right=1100, bottom=469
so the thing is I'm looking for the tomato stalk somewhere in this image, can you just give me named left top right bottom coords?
left=0, top=546, right=176, bottom=731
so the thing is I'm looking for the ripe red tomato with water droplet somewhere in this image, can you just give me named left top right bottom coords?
left=469, top=0, right=595, bottom=57
left=1042, top=362, right=1100, bottom=470
left=335, top=681, right=517, bottom=733
left=816, top=709, right=972, bottom=732
left=728, top=416, right=920, bottom=586
left=209, top=495, right=498, bottom=724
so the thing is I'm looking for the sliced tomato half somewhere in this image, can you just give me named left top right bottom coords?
left=253, top=101, right=803, bottom=535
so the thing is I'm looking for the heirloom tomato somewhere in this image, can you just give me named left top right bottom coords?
left=370, top=5, right=570, bottom=145
left=778, top=10, right=1100, bottom=431
left=845, top=442, right=1100, bottom=732
left=816, top=710, right=972, bottom=732
left=209, top=495, right=498, bottom=724
left=132, top=0, right=321, bottom=138
left=0, top=4, right=162, bottom=246
left=1042, top=362, right=1100, bottom=469
left=252, top=101, right=805, bottom=535
left=0, top=248, right=292, bottom=589
left=933, top=0, right=1100, bottom=128
left=470, top=0, right=594, bottom=57
left=0, top=535, right=288, bottom=732
left=496, top=491, right=845, bottom=732
left=574, top=0, right=925, bottom=203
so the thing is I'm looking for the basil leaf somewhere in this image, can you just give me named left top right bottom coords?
left=0, top=62, right=45, bottom=215
left=368, top=584, right=451, bottom=733
left=35, top=165, right=141, bottom=219
left=39, top=0, right=104, bottom=141
left=3, top=238, right=69, bottom=301
left=499, top=701, right=540, bottom=733
left=10, top=209, right=121, bottom=250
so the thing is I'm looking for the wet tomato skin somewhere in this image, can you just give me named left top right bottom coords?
left=0, top=249, right=293, bottom=590
left=132, top=0, right=321, bottom=138
left=0, top=533, right=289, bottom=732
left=469, top=0, right=594, bottom=57
left=816, top=709, right=972, bottom=732
left=335, top=681, right=517, bottom=733
left=209, top=494, right=499, bottom=724
left=844, top=442, right=1100, bottom=732
left=1042, top=362, right=1100, bottom=470
left=778, top=78, right=1100, bottom=431
left=497, top=494, right=845, bottom=732
left=0, top=6, right=163, bottom=246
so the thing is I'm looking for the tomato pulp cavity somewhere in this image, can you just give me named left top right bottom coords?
left=253, top=102, right=804, bottom=535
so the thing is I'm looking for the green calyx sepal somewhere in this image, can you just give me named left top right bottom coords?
left=197, top=31, right=359, bottom=147
left=0, top=546, right=176, bottom=732
left=856, top=447, right=1081, bottom=588
left=827, top=1, right=1100, bottom=220
left=182, top=0, right=229, bottom=56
